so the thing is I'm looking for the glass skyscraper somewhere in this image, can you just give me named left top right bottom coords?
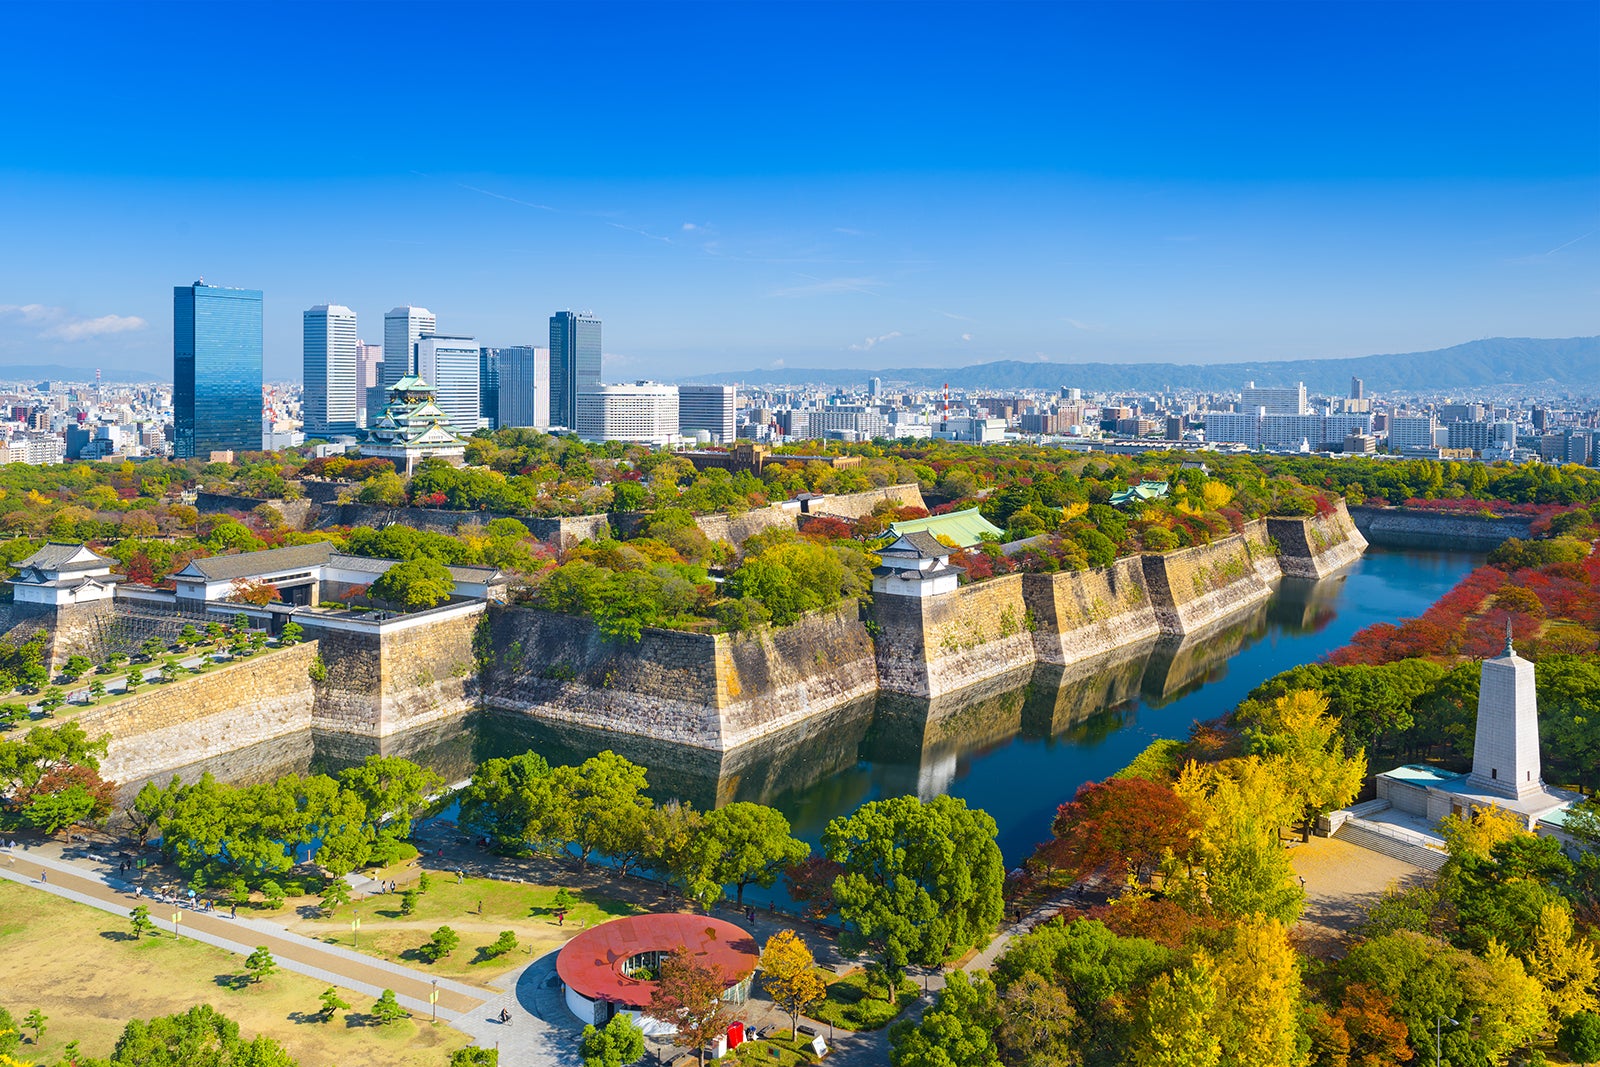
left=549, top=311, right=601, bottom=430
left=303, top=304, right=359, bottom=437
left=381, top=306, right=436, bottom=389
left=174, top=280, right=263, bottom=458
left=415, top=334, right=481, bottom=436
left=479, top=346, right=501, bottom=431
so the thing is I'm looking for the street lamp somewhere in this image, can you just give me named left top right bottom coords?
left=1435, top=1015, right=1458, bottom=1067
left=351, top=911, right=360, bottom=950
left=431, top=979, right=439, bottom=1023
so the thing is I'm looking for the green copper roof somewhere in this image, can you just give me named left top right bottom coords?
left=888, top=507, right=1003, bottom=548
left=1110, top=480, right=1170, bottom=506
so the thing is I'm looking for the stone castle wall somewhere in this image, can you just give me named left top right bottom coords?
left=807, top=483, right=928, bottom=520
left=872, top=573, right=1037, bottom=698
left=1346, top=505, right=1534, bottom=550
left=84, top=641, right=322, bottom=788
left=1269, top=499, right=1368, bottom=578
left=481, top=603, right=876, bottom=750
left=304, top=605, right=482, bottom=737
left=1139, top=521, right=1282, bottom=636
left=1023, top=557, right=1161, bottom=667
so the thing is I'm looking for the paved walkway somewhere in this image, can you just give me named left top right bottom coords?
left=0, top=831, right=1097, bottom=1066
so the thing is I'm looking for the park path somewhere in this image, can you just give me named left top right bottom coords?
left=0, top=839, right=486, bottom=1022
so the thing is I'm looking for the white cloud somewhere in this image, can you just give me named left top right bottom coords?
left=0, top=303, right=57, bottom=324
left=961, top=333, right=973, bottom=342
left=44, top=314, right=147, bottom=341
left=682, top=222, right=699, bottom=231
left=850, top=330, right=902, bottom=351
left=767, top=276, right=883, bottom=298
left=0, top=304, right=147, bottom=341
left=1062, top=317, right=1102, bottom=332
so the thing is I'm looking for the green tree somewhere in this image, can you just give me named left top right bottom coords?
left=484, top=930, right=518, bottom=958
left=459, top=751, right=572, bottom=854
left=824, top=794, right=1005, bottom=996
left=337, top=755, right=443, bottom=844
left=60, top=654, right=92, bottom=680
left=996, top=969, right=1080, bottom=1067
left=279, top=621, right=304, bottom=646
left=422, top=925, right=460, bottom=962
left=371, top=557, right=455, bottom=609
left=889, top=971, right=1002, bottom=1067
left=370, top=988, right=408, bottom=1024
left=1559, top=1012, right=1600, bottom=1065
left=562, top=751, right=652, bottom=869
left=697, top=801, right=809, bottom=904
left=245, top=945, right=277, bottom=984
left=22, top=1008, right=46, bottom=1044
left=400, top=888, right=420, bottom=915
left=317, top=987, right=351, bottom=1021
left=450, top=1049, right=500, bottom=1067
left=320, top=878, right=351, bottom=915
left=129, top=903, right=156, bottom=939
left=579, top=1013, right=646, bottom=1067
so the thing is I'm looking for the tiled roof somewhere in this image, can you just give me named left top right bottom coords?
left=881, top=530, right=953, bottom=559
left=16, top=542, right=113, bottom=571
left=179, top=542, right=337, bottom=581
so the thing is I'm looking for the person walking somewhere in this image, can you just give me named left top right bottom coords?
left=39, top=871, right=46, bottom=884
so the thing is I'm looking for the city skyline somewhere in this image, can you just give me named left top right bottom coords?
left=1, top=2, right=1595, bottom=382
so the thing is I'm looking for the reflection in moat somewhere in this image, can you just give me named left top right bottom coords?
left=146, top=549, right=1479, bottom=865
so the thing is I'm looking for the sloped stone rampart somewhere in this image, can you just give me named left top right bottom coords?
left=807, top=483, right=928, bottom=520
left=1346, top=506, right=1534, bottom=550
left=84, top=641, right=322, bottom=787
left=1022, top=557, right=1160, bottom=666
left=872, top=573, right=1037, bottom=698
left=1269, top=499, right=1368, bottom=578
left=481, top=603, right=876, bottom=750
left=1139, top=521, right=1281, bottom=636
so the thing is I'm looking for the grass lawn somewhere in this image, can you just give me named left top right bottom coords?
left=282, top=873, right=640, bottom=986
left=807, top=970, right=919, bottom=1031
left=731, top=1030, right=822, bottom=1065
left=0, top=881, right=468, bottom=1067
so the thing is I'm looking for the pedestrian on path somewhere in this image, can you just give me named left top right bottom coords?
left=230, top=903, right=237, bottom=919
left=39, top=871, right=46, bottom=884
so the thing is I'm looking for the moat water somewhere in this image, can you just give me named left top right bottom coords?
left=169, top=547, right=1481, bottom=871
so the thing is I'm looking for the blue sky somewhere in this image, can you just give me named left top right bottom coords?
left=1, top=0, right=1595, bottom=381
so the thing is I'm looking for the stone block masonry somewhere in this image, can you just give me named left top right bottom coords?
left=304, top=602, right=484, bottom=738
left=1347, top=505, right=1534, bottom=550
left=1139, top=521, right=1282, bottom=636
left=1024, top=557, right=1161, bottom=667
left=1269, top=499, right=1368, bottom=579
left=84, top=641, right=322, bottom=789
left=873, top=574, right=1038, bottom=699
left=482, top=603, right=877, bottom=751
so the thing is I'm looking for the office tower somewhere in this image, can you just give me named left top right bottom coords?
left=381, top=306, right=436, bottom=391
left=1240, top=381, right=1308, bottom=415
left=678, top=384, right=737, bottom=443
left=356, top=342, right=383, bottom=426
left=868, top=377, right=881, bottom=399
left=1350, top=376, right=1364, bottom=400
left=173, top=279, right=263, bottom=459
left=550, top=311, right=602, bottom=429
left=414, top=335, right=481, bottom=436
left=302, top=304, right=359, bottom=437
left=479, top=346, right=501, bottom=430
left=575, top=382, right=678, bottom=445
left=498, top=345, right=551, bottom=429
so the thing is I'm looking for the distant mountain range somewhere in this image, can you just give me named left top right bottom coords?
left=0, top=364, right=165, bottom=384
left=685, top=337, right=1600, bottom=394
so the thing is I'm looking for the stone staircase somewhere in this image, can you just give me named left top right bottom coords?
left=1332, top=818, right=1448, bottom=871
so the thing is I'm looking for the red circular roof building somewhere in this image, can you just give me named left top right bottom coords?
left=557, top=913, right=760, bottom=1030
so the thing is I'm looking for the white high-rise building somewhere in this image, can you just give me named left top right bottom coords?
left=382, top=306, right=436, bottom=391
left=576, top=382, right=679, bottom=445
left=1240, top=381, right=1308, bottom=415
left=678, top=384, right=737, bottom=443
left=302, top=304, right=359, bottom=436
left=1387, top=415, right=1437, bottom=451
left=415, top=335, right=481, bottom=436
left=355, top=341, right=383, bottom=426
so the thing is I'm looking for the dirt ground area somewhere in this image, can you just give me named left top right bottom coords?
left=1288, top=836, right=1434, bottom=956
left=0, top=881, right=468, bottom=1067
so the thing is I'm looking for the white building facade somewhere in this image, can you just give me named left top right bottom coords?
left=575, top=382, right=680, bottom=445
left=302, top=304, right=360, bottom=436
left=678, top=384, right=737, bottom=443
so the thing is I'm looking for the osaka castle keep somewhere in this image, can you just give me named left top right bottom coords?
left=1328, top=625, right=1580, bottom=867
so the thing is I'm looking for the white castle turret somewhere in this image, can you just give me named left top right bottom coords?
left=1466, top=622, right=1545, bottom=800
